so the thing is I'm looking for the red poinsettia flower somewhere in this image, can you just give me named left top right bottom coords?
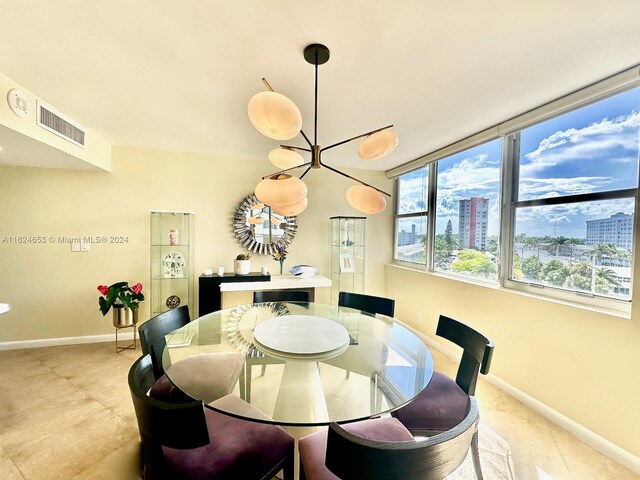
left=131, top=283, right=143, bottom=295
left=97, top=285, right=109, bottom=296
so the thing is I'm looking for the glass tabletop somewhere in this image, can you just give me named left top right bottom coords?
left=162, top=302, right=434, bottom=426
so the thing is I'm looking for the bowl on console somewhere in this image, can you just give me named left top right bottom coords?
left=289, top=265, right=318, bottom=279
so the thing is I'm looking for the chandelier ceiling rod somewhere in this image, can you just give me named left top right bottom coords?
left=258, top=44, right=393, bottom=197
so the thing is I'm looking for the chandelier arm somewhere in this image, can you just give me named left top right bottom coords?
left=261, top=161, right=313, bottom=180
left=281, top=145, right=312, bottom=153
left=261, top=78, right=274, bottom=92
left=299, top=129, right=314, bottom=148
left=299, top=166, right=312, bottom=179
left=320, top=162, right=391, bottom=197
left=320, top=124, right=395, bottom=153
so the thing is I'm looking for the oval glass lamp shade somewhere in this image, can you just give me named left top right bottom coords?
left=346, top=185, right=386, bottom=214
left=357, top=129, right=399, bottom=160
left=255, top=174, right=308, bottom=208
left=248, top=91, right=303, bottom=140
left=273, top=197, right=308, bottom=216
left=269, top=148, right=305, bottom=169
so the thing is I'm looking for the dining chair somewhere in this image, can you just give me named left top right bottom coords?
left=338, top=291, right=395, bottom=317
left=253, top=289, right=310, bottom=303
left=299, top=396, right=480, bottom=480
left=391, top=314, right=494, bottom=479
left=129, top=354, right=295, bottom=480
left=139, top=306, right=244, bottom=404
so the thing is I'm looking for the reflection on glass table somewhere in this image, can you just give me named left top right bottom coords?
left=162, top=302, right=434, bottom=427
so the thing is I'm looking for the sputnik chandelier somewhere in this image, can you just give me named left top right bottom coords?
left=248, top=43, right=398, bottom=216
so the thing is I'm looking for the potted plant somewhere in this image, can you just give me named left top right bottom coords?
left=97, top=281, right=144, bottom=327
left=234, top=253, right=252, bottom=275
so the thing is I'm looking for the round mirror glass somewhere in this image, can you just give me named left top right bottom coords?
left=233, top=194, right=298, bottom=255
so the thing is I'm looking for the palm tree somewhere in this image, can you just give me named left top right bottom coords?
left=587, top=243, right=618, bottom=292
left=548, top=236, right=571, bottom=257
left=595, top=267, right=622, bottom=294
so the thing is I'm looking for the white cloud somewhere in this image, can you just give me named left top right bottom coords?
left=521, top=110, right=640, bottom=175
left=519, top=176, right=613, bottom=198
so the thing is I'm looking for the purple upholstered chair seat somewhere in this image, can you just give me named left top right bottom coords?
left=299, top=417, right=414, bottom=480
left=163, top=395, right=294, bottom=479
left=392, top=371, right=469, bottom=432
left=149, top=373, right=194, bottom=403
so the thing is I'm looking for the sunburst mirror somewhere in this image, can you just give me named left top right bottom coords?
left=232, top=194, right=298, bottom=255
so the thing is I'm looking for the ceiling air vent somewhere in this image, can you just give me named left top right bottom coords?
left=36, top=100, right=86, bottom=148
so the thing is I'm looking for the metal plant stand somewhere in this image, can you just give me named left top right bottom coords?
left=115, top=322, right=137, bottom=353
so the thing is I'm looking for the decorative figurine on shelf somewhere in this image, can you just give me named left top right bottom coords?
left=234, top=253, right=252, bottom=275
left=341, top=222, right=355, bottom=247
left=168, top=229, right=179, bottom=246
left=272, top=243, right=288, bottom=277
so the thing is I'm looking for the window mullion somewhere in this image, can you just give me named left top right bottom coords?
left=499, top=133, right=519, bottom=286
left=426, top=162, right=438, bottom=272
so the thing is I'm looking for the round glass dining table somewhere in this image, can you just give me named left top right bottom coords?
left=162, top=302, right=434, bottom=427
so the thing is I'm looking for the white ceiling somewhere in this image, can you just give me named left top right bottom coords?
left=0, top=1, right=639, bottom=172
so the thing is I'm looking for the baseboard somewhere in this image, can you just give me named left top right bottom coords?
left=400, top=322, right=640, bottom=476
left=0, top=331, right=135, bottom=350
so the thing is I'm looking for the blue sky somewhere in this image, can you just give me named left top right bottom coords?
left=398, top=86, right=640, bottom=239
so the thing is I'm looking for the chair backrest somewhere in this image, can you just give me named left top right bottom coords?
left=138, top=306, right=190, bottom=379
left=338, top=291, right=395, bottom=317
left=253, top=290, right=310, bottom=303
left=128, top=355, right=210, bottom=478
left=325, top=397, right=478, bottom=480
left=436, top=315, right=494, bottom=395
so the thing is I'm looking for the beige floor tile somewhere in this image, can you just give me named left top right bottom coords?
left=513, top=460, right=574, bottom=480
left=480, top=406, right=574, bottom=479
left=0, top=390, right=106, bottom=452
left=449, top=448, right=516, bottom=479
left=9, top=408, right=138, bottom=480
left=545, top=419, right=639, bottom=480
left=70, top=439, right=142, bottom=480
left=0, top=445, right=25, bottom=479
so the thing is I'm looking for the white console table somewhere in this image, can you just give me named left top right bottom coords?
left=219, top=274, right=331, bottom=293
left=199, top=273, right=331, bottom=316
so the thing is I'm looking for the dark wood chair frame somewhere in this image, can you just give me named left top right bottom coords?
left=301, top=397, right=479, bottom=480
left=400, top=314, right=494, bottom=480
left=338, top=291, right=395, bottom=317
left=138, top=305, right=191, bottom=380
left=129, top=354, right=294, bottom=480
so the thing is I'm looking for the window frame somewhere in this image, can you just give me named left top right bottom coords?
left=391, top=75, right=640, bottom=315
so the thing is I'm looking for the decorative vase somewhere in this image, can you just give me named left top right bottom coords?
left=112, top=305, right=138, bottom=328
left=279, top=260, right=284, bottom=277
left=234, top=259, right=251, bottom=275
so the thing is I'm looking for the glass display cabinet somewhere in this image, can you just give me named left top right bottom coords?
left=330, top=216, right=366, bottom=304
left=150, top=211, right=195, bottom=318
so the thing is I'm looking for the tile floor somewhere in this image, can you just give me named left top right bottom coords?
left=0, top=342, right=637, bottom=480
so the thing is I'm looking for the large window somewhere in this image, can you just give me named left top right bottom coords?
left=394, top=166, right=428, bottom=264
left=435, top=140, right=502, bottom=281
left=508, top=87, right=640, bottom=302
left=393, top=81, right=640, bottom=311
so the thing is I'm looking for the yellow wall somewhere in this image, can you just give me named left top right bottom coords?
left=385, top=264, right=640, bottom=457
left=0, top=145, right=392, bottom=341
